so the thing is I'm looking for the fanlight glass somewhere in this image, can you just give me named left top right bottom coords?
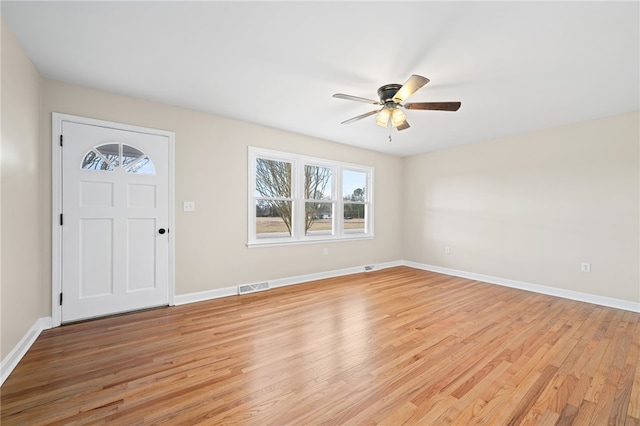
left=81, top=143, right=155, bottom=175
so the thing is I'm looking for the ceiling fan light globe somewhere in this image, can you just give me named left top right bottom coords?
left=391, top=108, right=406, bottom=127
left=376, top=108, right=390, bottom=127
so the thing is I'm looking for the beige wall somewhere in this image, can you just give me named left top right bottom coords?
left=1, top=20, right=45, bottom=359
left=403, top=112, right=640, bottom=302
left=40, top=79, right=405, bottom=298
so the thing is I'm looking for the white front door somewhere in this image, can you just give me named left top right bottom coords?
left=59, top=118, right=172, bottom=323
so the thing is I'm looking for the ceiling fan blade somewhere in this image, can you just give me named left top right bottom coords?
left=333, top=93, right=381, bottom=105
left=404, top=101, right=461, bottom=111
left=392, top=75, right=430, bottom=103
left=396, top=120, right=410, bottom=131
left=341, top=109, right=380, bottom=125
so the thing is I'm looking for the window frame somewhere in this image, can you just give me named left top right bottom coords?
left=248, top=147, right=374, bottom=247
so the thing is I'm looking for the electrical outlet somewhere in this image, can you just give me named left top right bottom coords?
left=581, top=262, right=591, bottom=273
left=183, top=201, right=195, bottom=212
left=323, top=248, right=328, bottom=256
left=445, top=246, right=451, bottom=254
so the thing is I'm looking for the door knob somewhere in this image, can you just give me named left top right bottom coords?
left=158, top=228, right=166, bottom=235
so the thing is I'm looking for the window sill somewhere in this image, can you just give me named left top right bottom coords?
left=247, top=234, right=375, bottom=248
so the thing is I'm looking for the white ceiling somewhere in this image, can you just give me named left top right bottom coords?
left=2, top=1, right=638, bottom=157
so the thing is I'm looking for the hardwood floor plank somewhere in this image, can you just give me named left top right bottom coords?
left=630, top=358, right=640, bottom=419
left=412, top=394, right=459, bottom=425
left=607, top=363, right=635, bottom=425
left=535, top=409, right=560, bottom=425
left=522, top=372, right=566, bottom=421
left=556, top=403, right=580, bottom=426
left=1, top=266, right=638, bottom=425
left=505, top=364, right=558, bottom=425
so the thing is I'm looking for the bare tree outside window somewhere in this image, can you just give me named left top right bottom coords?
left=304, top=165, right=333, bottom=233
left=256, top=158, right=293, bottom=235
left=255, top=160, right=334, bottom=236
left=82, top=151, right=114, bottom=171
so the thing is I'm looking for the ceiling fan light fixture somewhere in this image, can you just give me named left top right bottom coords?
left=391, top=108, right=406, bottom=127
left=333, top=75, right=461, bottom=132
left=376, top=108, right=391, bottom=127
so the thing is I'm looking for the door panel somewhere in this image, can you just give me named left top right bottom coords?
left=127, top=218, right=156, bottom=291
left=128, top=184, right=156, bottom=208
left=61, top=121, right=170, bottom=322
left=79, top=218, right=114, bottom=297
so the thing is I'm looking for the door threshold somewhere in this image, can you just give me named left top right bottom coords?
left=61, top=305, right=170, bottom=326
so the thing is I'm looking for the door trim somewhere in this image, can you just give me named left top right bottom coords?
left=52, top=113, right=176, bottom=327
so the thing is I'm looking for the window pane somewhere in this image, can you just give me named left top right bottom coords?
left=256, top=200, right=292, bottom=238
left=304, top=165, right=332, bottom=200
left=343, top=170, right=366, bottom=201
left=305, top=202, right=333, bottom=236
left=255, top=158, right=291, bottom=198
left=122, top=144, right=144, bottom=167
left=344, top=203, right=366, bottom=234
left=82, top=150, right=114, bottom=171
left=96, top=144, right=120, bottom=167
left=128, top=157, right=156, bottom=174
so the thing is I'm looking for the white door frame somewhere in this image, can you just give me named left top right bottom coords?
left=52, top=113, right=175, bottom=327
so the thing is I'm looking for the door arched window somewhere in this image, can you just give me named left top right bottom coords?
left=81, top=143, right=155, bottom=174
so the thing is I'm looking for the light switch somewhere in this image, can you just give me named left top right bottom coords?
left=183, top=201, right=196, bottom=212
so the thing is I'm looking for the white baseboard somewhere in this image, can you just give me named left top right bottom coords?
left=174, top=286, right=238, bottom=305
left=403, top=261, right=640, bottom=313
left=173, top=261, right=403, bottom=306
left=174, top=260, right=639, bottom=312
left=1, top=316, right=52, bottom=386
left=269, top=260, right=403, bottom=289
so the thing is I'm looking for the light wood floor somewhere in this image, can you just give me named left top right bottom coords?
left=2, top=266, right=639, bottom=425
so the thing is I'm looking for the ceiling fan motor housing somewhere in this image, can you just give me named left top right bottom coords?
left=378, top=84, right=402, bottom=105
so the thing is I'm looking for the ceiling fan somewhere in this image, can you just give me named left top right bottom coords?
left=333, top=74, right=461, bottom=131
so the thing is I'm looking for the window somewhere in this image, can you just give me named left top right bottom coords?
left=342, top=169, right=367, bottom=234
left=82, top=143, right=156, bottom=175
left=248, top=147, right=373, bottom=246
